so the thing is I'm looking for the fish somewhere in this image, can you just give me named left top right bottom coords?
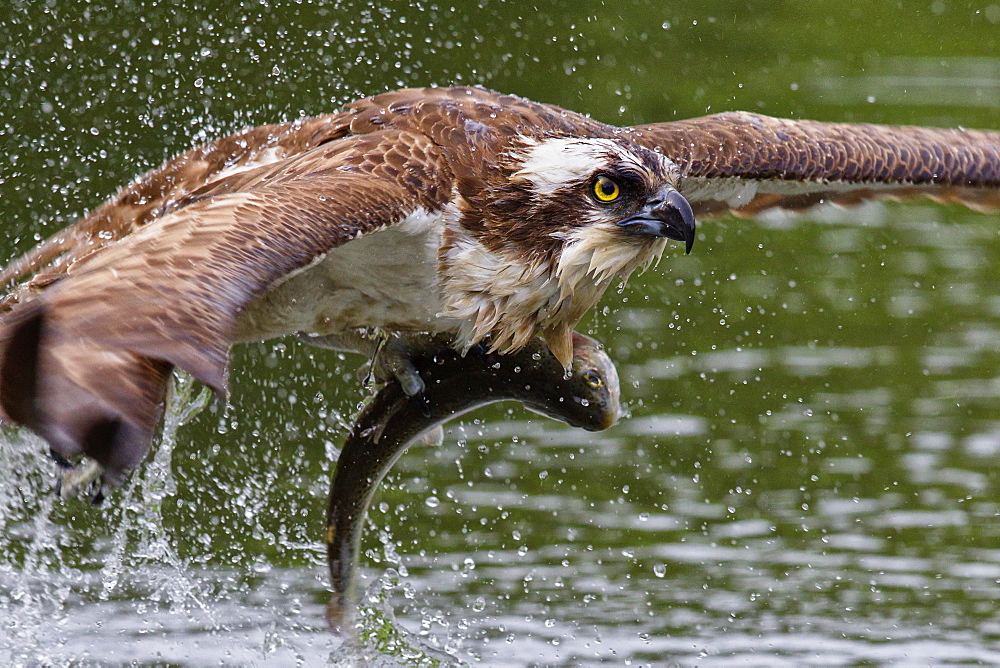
left=325, top=331, right=620, bottom=631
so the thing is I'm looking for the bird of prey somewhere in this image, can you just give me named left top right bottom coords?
left=0, top=86, right=997, bottom=487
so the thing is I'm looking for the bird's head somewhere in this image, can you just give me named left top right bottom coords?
left=446, top=135, right=697, bottom=368
left=511, top=136, right=696, bottom=364
left=504, top=135, right=696, bottom=261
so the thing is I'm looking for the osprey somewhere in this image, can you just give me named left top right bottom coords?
left=0, top=86, right=998, bottom=485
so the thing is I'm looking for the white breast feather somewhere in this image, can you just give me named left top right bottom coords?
left=238, top=206, right=453, bottom=340
left=440, top=228, right=560, bottom=354
left=556, top=223, right=667, bottom=301
left=441, top=222, right=668, bottom=358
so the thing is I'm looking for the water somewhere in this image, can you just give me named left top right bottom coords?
left=1, top=0, right=999, bottom=664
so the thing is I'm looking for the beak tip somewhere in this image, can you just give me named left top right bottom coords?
left=617, top=188, right=697, bottom=253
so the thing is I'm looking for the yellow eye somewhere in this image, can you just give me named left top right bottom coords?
left=582, top=370, right=603, bottom=389
left=593, top=175, right=620, bottom=202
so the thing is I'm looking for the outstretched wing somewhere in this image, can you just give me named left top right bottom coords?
left=0, top=112, right=358, bottom=299
left=628, top=112, right=1000, bottom=217
left=0, top=129, right=452, bottom=482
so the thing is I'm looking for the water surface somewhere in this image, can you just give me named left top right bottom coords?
left=1, top=1, right=999, bottom=664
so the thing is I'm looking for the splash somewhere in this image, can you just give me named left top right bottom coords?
left=99, top=373, right=213, bottom=609
left=0, top=372, right=213, bottom=663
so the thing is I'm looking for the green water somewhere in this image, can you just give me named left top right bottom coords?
left=1, top=0, right=999, bottom=664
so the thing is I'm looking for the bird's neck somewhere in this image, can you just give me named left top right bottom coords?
left=439, top=216, right=667, bottom=366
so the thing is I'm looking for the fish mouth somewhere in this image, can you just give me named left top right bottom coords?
left=616, top=188, right=696, bottom=254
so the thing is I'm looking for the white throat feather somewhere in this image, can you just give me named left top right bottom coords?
left=440, top=221, right=667, bottom=368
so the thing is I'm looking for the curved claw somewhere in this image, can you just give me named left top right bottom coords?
left=54, top=458, right=108, bottom=505
left=371, top=334, right=428, bottom=397
left=396, top=367, right=426, bottom=398
left=411, top=391, right=432, bottom=419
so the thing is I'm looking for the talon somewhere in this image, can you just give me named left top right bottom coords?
left=372, top=334, right=429, bottom=397
left=49, top=447, right=73, bottom=469
left=354, top=361, right=373, bottom=385
left=468, top=340, right=490, bottom=359
left=397, top=368, right=425, bottom=397
left=90, top=483, right=108, bottom=506
left=56, top=458, right=106, bottom=501
left=412, top=391, right=432, bottom=419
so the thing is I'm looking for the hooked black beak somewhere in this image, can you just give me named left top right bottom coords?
left=616, top=188, right=696, bottom=254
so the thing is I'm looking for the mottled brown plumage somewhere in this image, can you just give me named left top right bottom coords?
left=628, top=112, right=1000, bottom=215
left=0, top=86, right=997, bottom=484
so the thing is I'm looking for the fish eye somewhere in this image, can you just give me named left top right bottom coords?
left=582, top=370, right=603, bottom=389
left=592, top=175, right=620, bottom=203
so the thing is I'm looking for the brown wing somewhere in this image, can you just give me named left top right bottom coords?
left=0, top=112, right=357, bottom=300
left=628, top=112, right=1000, bottom=217
left=0, top=129, right=452, bottom=482
left=0, top=85, right=587, bottom=303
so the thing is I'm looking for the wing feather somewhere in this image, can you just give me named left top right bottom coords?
left=0, top=130, right=451, bottom=480
left=0, top=111, right=356, bottom=294
left=628, top=112, right=1000, bottom=217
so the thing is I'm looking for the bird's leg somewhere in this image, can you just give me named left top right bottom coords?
left=299, top=328, right=380, bottom=357
left=299, top=329, right=458, bottom=417
left=373, top=334, right=498, bottom=422
left=371, top=332, right=462, bottom=418
left=370, top=332, right=431, bottom=397
left=300, top=328, right=427, bottom=395
left=299, top=328, right=384, bottom=385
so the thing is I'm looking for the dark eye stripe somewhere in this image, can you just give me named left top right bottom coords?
left=611, top=166, right=647, bottom=183
left=600, top=168, right=647, bottom=194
